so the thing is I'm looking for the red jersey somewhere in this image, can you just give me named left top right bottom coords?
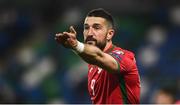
left=88, top=44, right=140, bottom=104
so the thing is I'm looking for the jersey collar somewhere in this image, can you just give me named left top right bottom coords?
left=104, top=44, right=115, bottom=53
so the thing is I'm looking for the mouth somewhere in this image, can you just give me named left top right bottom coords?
left=85, top=37, right=96, bottom=43
left=86, top=41, right=96, bottom=45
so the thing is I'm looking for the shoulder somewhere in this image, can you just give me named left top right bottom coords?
left=122, top=48, right=135, bottom=61
left=111, top=46, right=135, bottom=59
left=111, top=46, right=137, bottom=72
left=110, top=47, right=135, bottom=62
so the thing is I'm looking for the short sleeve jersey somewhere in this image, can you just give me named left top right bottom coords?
left=87, top=44, right=140, bottom=104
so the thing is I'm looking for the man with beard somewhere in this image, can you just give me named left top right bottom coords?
left=55, top=8, right=140, bottom=104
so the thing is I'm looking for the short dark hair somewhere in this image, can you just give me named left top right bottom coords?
left=86, top=8, right=114, bottom=28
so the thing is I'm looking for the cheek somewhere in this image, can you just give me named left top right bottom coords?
left=83, top=31, right=87, bottom=38
left=97, top=31, right=107, bottom=40
left=83, top=31, right=86, bottom=35
left=83, top=35, right=87, bottom=41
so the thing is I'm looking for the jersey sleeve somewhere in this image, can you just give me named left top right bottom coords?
left=109, top=50, right=136, bottom=73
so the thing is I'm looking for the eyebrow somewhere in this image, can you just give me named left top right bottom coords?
left=93, top=23, right=101, bottom=26
left=84, top=23, right=88, bottom=26
left=84, top=23, right=101, bottom=26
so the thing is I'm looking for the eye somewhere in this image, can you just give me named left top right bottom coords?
left=93, top=24, right=101, bottom=30
left=94, top=26, right=100, bottom=29
left=84, top=25, right=89, bottom=30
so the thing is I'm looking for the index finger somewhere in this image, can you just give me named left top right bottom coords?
left=69, top=26, right=76, bottom=34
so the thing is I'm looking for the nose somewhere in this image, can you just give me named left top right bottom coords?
left=87, top=27, right=94, bottom=36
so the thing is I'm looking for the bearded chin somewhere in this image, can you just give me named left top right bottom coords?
left=84, top=37, right=107, bottom=51
left=96, top=41, right=106, bottom=51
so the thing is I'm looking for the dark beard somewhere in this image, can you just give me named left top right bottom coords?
left=85, top=37, right=96, bottom=43
left=84, top=37, right=106, bottom=50
left=96, top=41, right=106, bottom=50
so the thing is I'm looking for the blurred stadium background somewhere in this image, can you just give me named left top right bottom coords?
left=0, top=0, right=179, bottom=104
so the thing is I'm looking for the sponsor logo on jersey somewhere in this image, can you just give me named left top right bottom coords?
left=113, top=50, right=124, bottom=55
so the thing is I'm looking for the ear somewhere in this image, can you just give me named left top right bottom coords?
left=107, top=29, right=115, bottom=41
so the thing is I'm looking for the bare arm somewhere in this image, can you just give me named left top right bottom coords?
left=55, top=26, right=119, bottom=73
left=79, top=44, right=118, bottom=72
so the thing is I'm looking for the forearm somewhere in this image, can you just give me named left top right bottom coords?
left=72, top=41, right=103, bottom=65
left=55, top=26, right=117, bottom=72
left=73, top=41, right=118, bottom=72
left=78, top=44, right=104, bottom=65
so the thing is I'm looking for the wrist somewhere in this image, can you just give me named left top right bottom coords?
left=73, top=41, right=85, bottom=53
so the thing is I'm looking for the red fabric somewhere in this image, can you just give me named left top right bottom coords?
left=87, top=45, right=140, bottom=104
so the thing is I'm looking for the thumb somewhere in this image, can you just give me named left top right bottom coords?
left=69, top=26, right=77, bottom=35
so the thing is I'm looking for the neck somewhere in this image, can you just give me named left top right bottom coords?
left=103, top=40, right=112, bottom=52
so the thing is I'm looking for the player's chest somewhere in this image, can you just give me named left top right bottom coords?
left=88, top=65, right=105, bottom=81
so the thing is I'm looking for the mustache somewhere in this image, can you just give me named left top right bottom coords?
left=85, top=37, right=97, bottom=42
